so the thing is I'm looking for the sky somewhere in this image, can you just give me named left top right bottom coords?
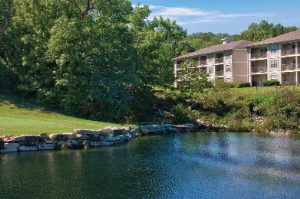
left=130, top=0, right=300, bottom=35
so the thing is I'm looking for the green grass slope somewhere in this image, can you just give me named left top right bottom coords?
left=0, top=92, right=121, bottom=136
left=231, top=85, right=300, bottom=97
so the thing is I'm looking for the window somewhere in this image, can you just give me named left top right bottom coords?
left=269, top=44, right=279, bottom=53
left=225, top=65, right=231, bottom=72
left=270, top=59, right=278, bottom=68
left=208, top=54, right=214, bottom=61
left=209, top=67, right=214, bottom=74
left=271, top=74, right=278, bottom=80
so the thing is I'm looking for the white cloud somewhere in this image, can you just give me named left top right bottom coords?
left=145, top=4, right=272, bottom=25
left=152, top=7, right=216, bottom=17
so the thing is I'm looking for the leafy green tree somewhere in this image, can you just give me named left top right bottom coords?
left=184, top=32, right=230, bottom=51
left=179, top=59, right=211, bottom=94
left=240, top=20, right=297, bottom=42
left=0, top=0, right=12, bottom=49
left=130, top=5, right=187, bottom=87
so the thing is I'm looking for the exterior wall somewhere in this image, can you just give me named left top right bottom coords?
left=248, top=40, right=300, bottom=86
left=174, top=51, right=231, bottom=87
left=223, top=50, right=233, bottom=82
left=232, top=49, right=248, bottom=83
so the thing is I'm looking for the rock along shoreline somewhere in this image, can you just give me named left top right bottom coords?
left=0, top=124, right=221, bottom=154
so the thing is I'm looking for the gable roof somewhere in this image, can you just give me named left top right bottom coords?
left=247, top=29, right=300, bottom=47
left=173, top=40, right=252, bottom=61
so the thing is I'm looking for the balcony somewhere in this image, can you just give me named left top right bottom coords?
left=282, top=57, right=296, bottom=71
left=282, top=72, right=297, bottom=85
left=215, top=70, right=224, bottom=76
left=281, top=43, right=296, bottom=56
left=215, top=65, right=224, bottom=76
left=251, top=65, right=267, bottom=73
left=281, top=48, right=295, bottom=56
left=215, top=53, right=224, bottom=64
left=215, top=57, right=224, bottom=64
left=251, top=52, right=267, bottom=59
left=251, top=60, right=267, bottom=73
left=251, top=48, right=267, bottom=59
left=282, top=63, right=296, bottom=71
left=200, top=60, right=207, bottom=65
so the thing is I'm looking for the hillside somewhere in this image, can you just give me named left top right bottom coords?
left=0, top=92, right=122, bottom=136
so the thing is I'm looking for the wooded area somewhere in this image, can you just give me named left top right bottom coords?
left=0, top=0, right=298, bottom=123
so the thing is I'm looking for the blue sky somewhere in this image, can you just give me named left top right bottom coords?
left=130, top=0, right=300, bottom=34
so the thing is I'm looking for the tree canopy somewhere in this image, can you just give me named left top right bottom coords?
left=0, top=0, right=299, bottom=123
left=184, top=20, right=298, bottom=51
left=0, top=0, right=186, bottom=122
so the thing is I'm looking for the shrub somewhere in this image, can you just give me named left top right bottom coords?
left=170, top=103, right=201, bottom=124
left=263, top=80, right=280, bottom=86
left=266, top=89, right=300, bottom=130
left=236, top=82, right=251, bottom=88
left=215, top=80, right=235, bottom=88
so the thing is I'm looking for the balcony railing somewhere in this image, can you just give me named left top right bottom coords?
left=251, top=66, right=267, bottom=73
left=215, top=57, right=224, bottom=63
left=200, top=60, right=207, bottom=65
left=282, top=63, right=296, bottom=71
left=281, top=48, right=295, bottom=56
left=215, top=70, right=224, bottom=76
left=251, top=52, right=267, bottom=59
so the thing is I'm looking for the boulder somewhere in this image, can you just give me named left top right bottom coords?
left=1, top=143, right=19, bottom=153
left=49, top=133, right=74, bottom=141
left=64, top=140, right=84, bottom=150
left=139, top=124, right=179, bottom=135
left=9, top=136, right=44, bottom=146
left=18, top=145, right=38, bottom=152
left=74, top=129, right=102, bottom=136
left=0, top=135, right=14, bottom=142
left=39, top=133, right=50, bottom=140
left=38, top=140, right=55, bottom=150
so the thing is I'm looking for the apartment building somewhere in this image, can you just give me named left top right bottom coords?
left=248, top=29, right=300, bottom=86
left=173, top=39, right=252, bottom=88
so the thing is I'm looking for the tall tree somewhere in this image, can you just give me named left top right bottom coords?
left=0, top=0, right=12, bottom=49
left=130, top=5, right=187, bottom=87
left=240, top=20, right=297, bottom=42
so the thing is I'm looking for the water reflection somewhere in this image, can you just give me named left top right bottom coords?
left=0, top=133, right=299, bottom=199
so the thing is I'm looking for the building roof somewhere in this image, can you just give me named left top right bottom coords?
left=247, top=29, right=300, bottom=47
left=173, top=40, right=252, bottom=61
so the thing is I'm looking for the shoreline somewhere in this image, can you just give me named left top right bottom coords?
left=0, top=124, right=217, bottom=154
left=1, top=124, right=298, bottom=154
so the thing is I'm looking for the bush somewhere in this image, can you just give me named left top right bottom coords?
left=236, top=82, right=251, bottom=88
left=263, top=80, right=280, bottom=86
left=266, top=89, right=300, bottom=130
left=170, top=104, right=201, bottom=124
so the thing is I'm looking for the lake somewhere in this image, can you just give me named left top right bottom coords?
left=0, top=132, right=299, bottom=199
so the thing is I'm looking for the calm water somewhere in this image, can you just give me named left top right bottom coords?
left=0, top=132, right=300, bottom=199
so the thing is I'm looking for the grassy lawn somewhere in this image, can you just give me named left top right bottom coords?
left=0, top=92, right=122, bottom=136
left=231, top=85, right=300, bottom=97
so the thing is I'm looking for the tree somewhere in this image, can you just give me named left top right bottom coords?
left=0, top=0, right=12, bottom=49
left=240, top=20, right=297, bottom=42
left=179, top=59, right=211, bottom=94
left=185, top=32, right=230, bottom=51
left=129, top=5, right=187, bottom=87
